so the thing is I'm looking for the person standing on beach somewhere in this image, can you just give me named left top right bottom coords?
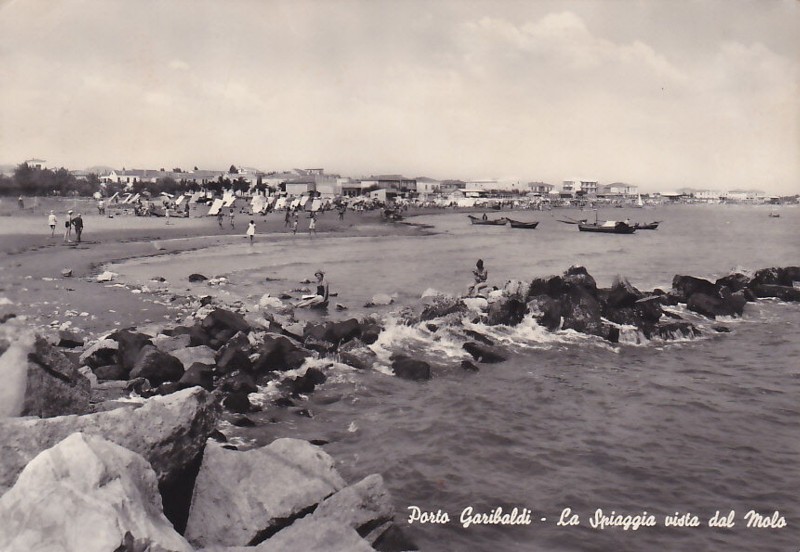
left=308, top=213, right=317, bottom=237
left=18, top=196, right=24, bottom=210
left=246, top=220, right=256, bottom=244
left=284, top=209, right=291, bottom=227
left=48, top=210, right=57, bottom=237
left=165, top=205, right=171, bottom=225
left=63, top=210, right=73, bottom=242
left=291, top=212, right=299, bottom=235
left=217, top=210, right=223, bottom=229
left=72, top=214, right=84, bottom=243
left=229, top=208, right=235, bottom=229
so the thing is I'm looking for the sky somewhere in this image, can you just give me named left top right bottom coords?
left=0, top=0, right=798, bottom=193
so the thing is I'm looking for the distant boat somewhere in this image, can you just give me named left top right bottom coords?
left=506, top=218, right=539, bottom=229
left=578, top=220, right=637, bottom=234
left=635, top=194, right=644, bottom=208
left=634, top=221, right=661, bottom=230
left=468, top=215, right=507, bottom=225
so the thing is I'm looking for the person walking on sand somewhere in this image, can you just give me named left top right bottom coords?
left=291, top=212, right=299, bottom=235
left=229, top=208, right=235, bottom=229
left=72, top=213, right=84, bottom=243
left=467, top=259, right=488, bottom=297
left=217, top=210, right=223, bottom=229
left=63, top=210, right=73, bottom=242
left=284, top=208, right=291, bottom=227
left=246, top=220, right=256, bottom=244
left=165, top=205, right=171, bottom=225
left=48, top=210, right=57, bottom=237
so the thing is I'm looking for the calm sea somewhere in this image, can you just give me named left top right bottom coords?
left=114, top=204, right=800, bottom=551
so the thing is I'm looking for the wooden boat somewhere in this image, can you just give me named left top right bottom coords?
left=507, top=218, right=539, bottom=229
left=578, top=220, right=637, bottom=234
left=468, top=215, right=507, bottom=226
left=634, top=221, right=660, bottom=230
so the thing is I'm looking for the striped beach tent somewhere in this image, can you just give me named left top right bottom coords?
left=207, top=198, right=225, bottom=216
left=310, top=199, right=322, bottom=212
left=274, top=197, right=287, bottom=210
left=175, top=195, right=185, bottom=206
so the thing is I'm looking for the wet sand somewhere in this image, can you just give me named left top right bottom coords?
left=0, top=203, right=432, bottom=337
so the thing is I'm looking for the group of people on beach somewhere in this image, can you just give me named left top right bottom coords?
left=48, top=210, right=84, bottom=243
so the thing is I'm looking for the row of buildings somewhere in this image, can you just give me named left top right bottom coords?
left=19, top=159, right=779, bottom=202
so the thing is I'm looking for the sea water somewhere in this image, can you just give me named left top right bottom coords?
left=114, top=204, right=799, bottom=551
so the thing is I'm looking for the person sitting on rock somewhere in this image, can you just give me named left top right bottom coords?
left=467, top=259, right=488, bottom=297
left=296, top=270, right=329, bottom=308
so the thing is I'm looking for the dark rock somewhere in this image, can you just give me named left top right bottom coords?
left=308, top=439, right=329, bottom=446
left=215, top=347, right=252, bottom=375
left=80, top=339, right=119, bottom=370
left=94, top=364, right=127, bottom=381
left=252, top=334, right=310, bottom=373
left=274, top=396, right=296, bottom=408
left=339, top=349, right=378, bottom=371
left=649, top=322, right=701, bottom=340
left=108, top=329, right=153, bottom=374
left=419, top=296, right=467, bottom=322
left=286, top=367, right=327, bottom=395
left=606, top=277, right=644, bottom=308
left=327, top=318, right=362, bottom=344
left=21, top=336, right=91, bottom=417
left=214, top=331, right=250, bottom=358
left=526, top=275, right=565, bottom=300
left=199, top=295, right=213, bottom=306
left=751, top=284, right=800, bottom=301
left=178, top=363, right=215, bottom=391
left=486, top=297, right=527, bottom=326
left=188, top=273, right=208, bottom=282
left=562, top=266, right=597, bottom=295
left=672, top=275, right=717, bottom=302
left=171, top=325, right=212, bottom=348
left=209, top=430, right=227, bottom=442
left=230, top=415, right=256, bottom=427
left=129, top=345, right=185, bottom=386
left=425, top=323, right=438, bottom=332
left=391, top=357, right=431, bottom=381
left=635, top=296, right=665, bottom=322
left=57, top=330, right=84, bottom=349
left=715, top=273, right=751, bottom=293
left=360, top=323, right=382, bottom=345
left=216, top=371, right=258, bottom=395
left=373, top=524, right=420, bottom=552
left=303, top=336, right=337, bottom=354
left=461, top=360, right=480, bottom=372
left=464, top=329, right=494, bottom=345
left=687, top=291, right=746, bottom=319
left=155, top=381, right=182, bottom=396
left=560, top=286, right=604, bottom=335
left=201, top=308, right=251, bottom=337
left=0, top=313, right=17, bottom=324
left=222, top=392, right=252, bottom=414
left=124, top=377, right=154, bottom=397
left=527, top=295, right=561, bottom=331
left=651, top=289, right=680, bottom=306
left=713, top=325, right=731, bottom=333
left=462, top=341, right=507, bottom=363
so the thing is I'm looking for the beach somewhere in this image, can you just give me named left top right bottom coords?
left=1, top=200, right=799, bottom=551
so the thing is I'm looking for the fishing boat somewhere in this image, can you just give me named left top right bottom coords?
left=578, top=220, right=637, bottom=234
left=634, top=221, right=661, bottom=230
left=506, top=218, right=539, bottom=229
left=468, top=215, right=507, bottom=226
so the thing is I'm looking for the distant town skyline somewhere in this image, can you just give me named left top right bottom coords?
left=1, top=0, right=798, bottom=194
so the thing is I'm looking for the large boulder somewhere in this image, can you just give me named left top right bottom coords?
left=0, top=387, right=220, bottom=494
left=562, top=266, right=597, bottom=295
left=252, top=334, right=311, bottom=373
left=560, top=286, right=603, bottom=335
left=152, top=333, right=192, bottom=353
left=172, top=345, right=217, bottom=370
left=129, top=345, right=185, bottom=386
left=526, top=275, right=565, bottom=300
left=309, top=473, right=394, bottom=541
left=179, top=363, right=216, bottom=391
left=671, top=275, right=717, bottom=302
left=241, top=518, right=375, bottom=552
left=748, top=266, right=800, bottom=288
left=486, top=297, right=527, bottom=326
left=526, top=295, right=561, bottom=331
left=462, top=342, right=507, bottom=364
left=606, top=276, right=644, bottom=309
left=418, top=296, right=467, bottom=322
left=0, top=433, right=192, bottom=552
left=185, top=438, right=346, bottom=548
left=687, top=291, right=747, bottom=319
left=750, top=284, right=800, bottom=302
left=648, top=321, right=701, bottom=340
left=201, top=308, right=251, bottom=338
left=339, top=347, right=379, bottom=371
left=715, top=273, right=751, bottom=293
left=0, top=332, right=91, bottom=418
left=391, top=357, right=431, bottom=381
left=107, top=329, right=153, bottom=376
left=79, top=338, right=119, bottom=370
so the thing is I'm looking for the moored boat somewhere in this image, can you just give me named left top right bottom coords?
left=634, top=221, right=660, bottom=230
left=578, top=220, right=637, bottom=234
left=468, top=215, right=507, bottom=225
left=507, top=218, right=539, bottom=229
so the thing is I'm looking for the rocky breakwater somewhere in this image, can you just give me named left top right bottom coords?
left=0, top=314, right=413, bottom=551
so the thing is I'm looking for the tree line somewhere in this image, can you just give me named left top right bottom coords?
left=0, top=163, right=271, bottom=198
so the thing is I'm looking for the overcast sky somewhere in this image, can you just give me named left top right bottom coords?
left=1, top=0, right=798, bottom=193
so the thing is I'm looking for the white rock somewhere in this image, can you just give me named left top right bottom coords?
left=369, top=293, right=394, bottom=306
left=420, top=288, right=441, bottom=299
left=462, top=297, right=489, bottom=312
left=96, top=271, right=117, bottom=282
left=185, top=438, right=346, bottom=548
left=487, top=289, right=505, bottom=300
left=0, top=433, right=192, bottom=552
left=152, top=334, right=192, bottom=353
left=255, top=517, right=375, bottom=552
left=311, top=473, right=394, bottom=541
left=259, top=294, right=284, bottom=310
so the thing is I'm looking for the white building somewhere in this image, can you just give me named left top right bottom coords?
left=24, top=158, right=47, bottom=169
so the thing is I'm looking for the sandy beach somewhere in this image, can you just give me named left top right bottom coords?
left=0, top=200, right=431, bottom=336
